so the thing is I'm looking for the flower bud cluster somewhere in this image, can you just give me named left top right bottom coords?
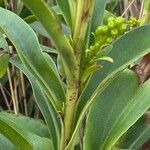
left=82, top=16, right=140, bottom=83
left=86, top=16, right=139, bottom=59
left=129, top=17, right=140, bottom=28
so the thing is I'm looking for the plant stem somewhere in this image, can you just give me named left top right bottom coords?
left=68, top=0, right=77, bottom=32
left=60, top=117, right=65, bottom=150
left=64, top=81, right=79, bottom=143
left=140, top=0, right=150, bottom=24
left=63, top=1, right=95, bottom=148
left=20, top=72, right=28, bottom=116
left=73, top=0, right=95, bottom=43
left=7, top=68, right=18, bottom=114
left=0, top=83, right=11, bottom=111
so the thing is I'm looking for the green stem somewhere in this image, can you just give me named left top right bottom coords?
left=64, top=83, right=79, bottom=142
left=68, top=0, right=77, bottom=32
left=60, top=117, right=65, bottom=150
left=63, top=1, right=95, bottom=148
left=73, top=0, right=95, bottom=43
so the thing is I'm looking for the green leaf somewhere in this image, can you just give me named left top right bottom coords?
left=21, top=0, right=77, bottom=82
left=84, top=70, right=150, bottom=150
left=0, top=53, right=9, bottom=78
left=30, top=21, right=50, bottom=38
left=0, top=112, right=50, bottom=138
left=91, top=0, right=107, bottom=32
left=0, top=7, right=65, bottom=110
left=10, top=56, right=60, bottom=150
left=0, top=32, right=9, bottom=51
left=55, top=0, right=72, bottom=27
left=30, top=21, right=71, bottom=38
left=40, top=45, right=57, bottom=54
left=0, top=112, right=52, bottom=150
left=24, top=15, right=37, bottom=24
left=0, top=32, right=9, bottom=78
left=120, top=114, right=150, bottom=149
left=68, top=25, right=150, bottom=149
left=43, top=52, right=59, bottom=78
left=0, top=134, right=16, bottom=150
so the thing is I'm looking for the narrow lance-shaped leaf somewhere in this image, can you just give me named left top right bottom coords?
left=10, top=56, right=60, bottom=150
left=0, top=53, right=9, bottom=78
left=84, top=70, right=150, bottom=150
left=90, top=0, right=107, bottom=32
left=120, top=114, right=150, bottom=149
left=0, top=112, right=50, bottom=138
left=55, top=0, right=72, bottom=27
left=0, top=7, right=65, bottom=110
left=0, top=32, right=9, bottom=78
left=0, top=112, right=52, bottom=150
left=0, top=133, right=16, bottom=150
left=21, top=0, right=77, bottom=82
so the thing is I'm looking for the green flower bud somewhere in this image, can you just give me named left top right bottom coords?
left=106, top=37, right=113, bottom=44
left=94, top=43, right=100, bottom=50
left=116, top=16, right=125, bottom=25
left=89, top=45, right=95, bottom=51
left=129, top=17, right=139, bottom=27
left=111, top=29, right=119, bottom=36
left=119, top=23, right=128, bottom=32
left=95, top=26, right=103, bottom=36
left=86, top=49, right=90, bottom=53
left=107, top=20, right=115, bottom=29
left=108, top=17, right=116, bottom=22
left=102, top=25, right=109, bottom=34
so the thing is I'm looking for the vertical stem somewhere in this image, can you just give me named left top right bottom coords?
left=0, top=84, right=11, bottom=111
left=4, top=0, right=9, bottom=9
left=20, top=72, right=28, bottom=116
left=11, top=0, right=17, bottom=13
left=64, top=82, right=79, bottom=142
left=63, top=1, right=95, bottom=148
left=13, top=75, right=19, bottom=113
left=140, top=0, right=150, bottom=24
left=7, top=68, right=18, bottom=114
left=60, top=113, right=65, bottom=150
left=68, top=0, right=77, bottom=32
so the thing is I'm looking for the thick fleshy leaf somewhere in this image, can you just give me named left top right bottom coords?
left=0, top=134, right=16, bottom=150
left=120, top=114, right=150, bottom=149
left=84, top=70, right=150, bottom=150
left=0, top=112, right=52, bottom=150
left=10, top=56, right=60, bottom=150
left=0, top=112, right=49, bottom=138
left=0, top=7, right=65, bottom=110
